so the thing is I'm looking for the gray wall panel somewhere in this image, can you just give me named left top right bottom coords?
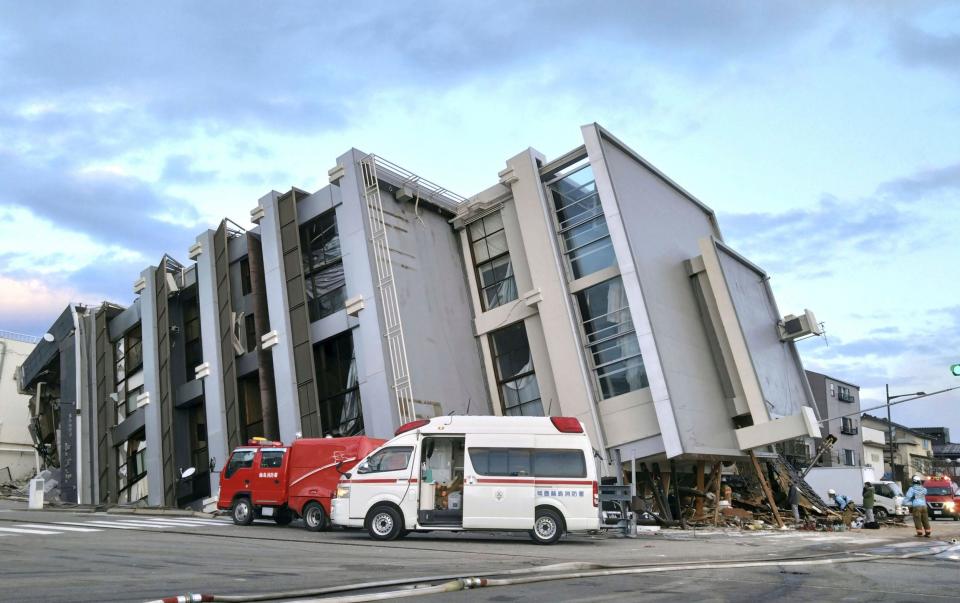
left=717, top=247, right=809, bottom=419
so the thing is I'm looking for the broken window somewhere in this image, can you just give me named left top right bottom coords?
left=489, top=322, right=542, bottom=416
left=117, top=432, right=148, bottom=503
left=468, top=211, right=517, bottom=311
left=300, top=211, right=346, bottom=322
left=314, top=331, right=363, bottom=437
left=239, top=257, right=252, bottom=296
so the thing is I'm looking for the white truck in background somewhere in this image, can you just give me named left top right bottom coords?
left=804, top=466, right=908, bottom=519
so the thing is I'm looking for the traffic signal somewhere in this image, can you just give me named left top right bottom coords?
left=952, top=364, right=960, bottom=377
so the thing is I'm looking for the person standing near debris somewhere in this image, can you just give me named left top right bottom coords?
left=788, top=483, right=801, bottom=523
left=862, top=482, right=876, bottom=525
left=904, top=476, right=931, bottom=538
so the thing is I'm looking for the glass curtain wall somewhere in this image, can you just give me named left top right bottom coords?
left=548, top=164, right=616, bottom=279
left=300, top=211, right=346, bottom=322
left=574, top=277, right=648, bottom=399
left=314, top=331, right=364, bottom=436
left=489, top=322, right=543, bottom=416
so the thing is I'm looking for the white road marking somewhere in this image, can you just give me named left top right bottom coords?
left=0, top=526, right=61, bottom=535
left=110, top=520, right=187, bottom=528
left=63, top=521, right=142, bottom=530
left=16, top=524, right=101, bottom=533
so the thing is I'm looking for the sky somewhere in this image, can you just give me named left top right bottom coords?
left=1, top=1, right=958, bottom=434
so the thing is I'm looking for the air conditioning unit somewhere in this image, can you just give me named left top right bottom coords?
left=778, top=309, right=822, bottom=341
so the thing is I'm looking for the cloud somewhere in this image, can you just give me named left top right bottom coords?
left=161, top=155, right=218, bottom=184
left=0, top=151, right=200, bottom=260
left=720, top=160, right=960, bottom=279
left=0, top=275, right=91, bottom=335
left=891, top=21, right=960, bottom=77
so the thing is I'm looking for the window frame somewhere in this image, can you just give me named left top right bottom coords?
left=489, top=321, right=543, bottom=417
left=467, top=447, right=587, bottom=478
left=467, top=212, right=517, bottom=311
left=573, top=277, right=648, bottom=400
left=546, top=163, right=616, bottom=280
left=299, top=210, right=347, bottom=322
left=357, top=446, right=413, bottom=474
left=315, top=331, right=364, bottom=437
left=225, top=449, right=256, bottom=478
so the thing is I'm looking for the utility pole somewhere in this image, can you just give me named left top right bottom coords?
left=886, top=384, right=894, bottom=482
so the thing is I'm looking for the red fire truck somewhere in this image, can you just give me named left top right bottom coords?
left=923, top=476, right=959, bottom=521
left=218, top=436, right=384, bottom=530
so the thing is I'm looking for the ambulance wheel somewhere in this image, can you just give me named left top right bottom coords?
left=530, top=508, right=563, bottom=545
left=232, top=497, right=254, bottom=526
left=274, top=508, right=293, bottom=526
left=874, top=508, right=888, bottom=521
left=366, top=505, right=402, bottom=541
left=303, top=502, right=327, bottom=532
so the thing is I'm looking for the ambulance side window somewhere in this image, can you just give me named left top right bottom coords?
left=358, top=447, right=413, bottom=474
left=261, top=451, right=285, bottom=468
left=225, top=450, right=255, bottom=478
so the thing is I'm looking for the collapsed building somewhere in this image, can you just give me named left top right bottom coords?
left=17, top=124, right=823, bottom=511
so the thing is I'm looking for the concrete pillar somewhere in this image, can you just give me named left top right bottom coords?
left=139, top=266, right=164, bottom=506
left=194, top=230, right=229, bottom=493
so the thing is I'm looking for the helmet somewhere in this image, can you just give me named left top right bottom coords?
left=828, top=488, right=836, bottom=496
left=912, top=475, right=923, bottom=484
left=864, top=481, right=871, bottom=487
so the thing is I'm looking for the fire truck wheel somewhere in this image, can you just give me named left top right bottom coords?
left=530, top=507, right=564, bottom=545
left=366, top=505, right=402, bottom=541
left=232, top=497, right=254, bottom=526
left=303, top=502, right=327, bottom=532
left=274, top=508, right=294, bottom=526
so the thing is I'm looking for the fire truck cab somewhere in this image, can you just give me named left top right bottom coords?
left=218, top=436, right=383, bottom=530
left=923, top=476, right=959, bottom=521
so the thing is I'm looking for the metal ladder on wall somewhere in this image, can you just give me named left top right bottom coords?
left=359, top=155, right=417, bottom=425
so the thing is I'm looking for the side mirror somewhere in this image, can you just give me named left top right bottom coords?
left=209, top=457, right=217, bottom=472
left=334, top=460, right=345, bottom=475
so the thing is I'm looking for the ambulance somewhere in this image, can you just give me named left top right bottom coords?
left=218, top=436, right=383, bottom=530
left=330, top=416, right=601, bottom=544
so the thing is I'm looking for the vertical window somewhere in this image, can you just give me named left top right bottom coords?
left=183, top=299, right=203, bottom=377
left=117, top=431, right=148, bottom=503
left=468, top=212, right=517, bottom=310
left=244, top=313, right=257, bottom=354
left=575, top=277, right=648, bottom=399
left=125, top=325, right=143, bottom=375
left=239, top=257, right=252, bottom=296
left=314, top=332, right=364, bottom=437
left=489, top=322, right=543, bottom=416
left=841, top=417, right=857, bottom=435
left=300, top=211, right=346, bottom=322
left=843, top=449, right=855, bottom=466
left=548, top=164, right=616, bottom=279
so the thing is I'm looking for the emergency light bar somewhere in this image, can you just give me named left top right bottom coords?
left=247, top=437, right=283, bottom=446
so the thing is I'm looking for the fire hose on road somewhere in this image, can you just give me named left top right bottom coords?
left=144, top=545, right=953, bottom=603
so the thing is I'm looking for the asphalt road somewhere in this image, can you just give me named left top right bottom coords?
left=1, top=500, right=957, bottom=603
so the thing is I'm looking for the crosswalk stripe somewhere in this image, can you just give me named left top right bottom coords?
left=65, top=521, right=143, bottom=530
left=129, top=518, right=221, bottom=526
left=0, top=526, right=61, bottom=535
left=111, top=520, right=184, bottom=528
left=16, top=524, right=101, bottom=533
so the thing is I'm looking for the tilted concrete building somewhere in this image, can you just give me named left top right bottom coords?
left=18, top=124, right=821, bottom=507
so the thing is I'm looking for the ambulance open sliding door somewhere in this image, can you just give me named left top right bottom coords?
left=462, top=434, right=535, bottom=529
